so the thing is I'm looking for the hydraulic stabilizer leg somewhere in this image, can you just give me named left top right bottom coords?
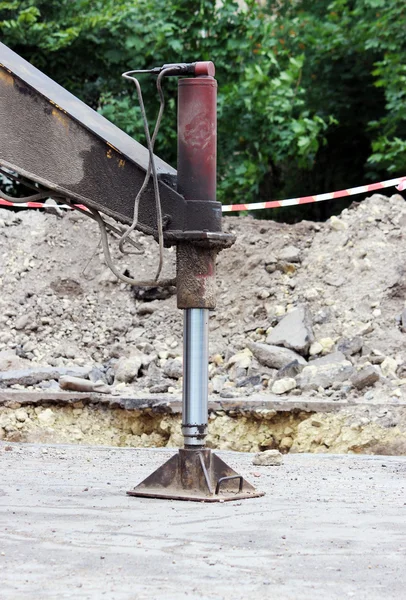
left=127, top=64, right=264, bottom=502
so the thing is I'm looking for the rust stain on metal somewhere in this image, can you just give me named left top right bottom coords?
left=176, top=243, right=217, bottom=309
left=183, top=111, right=215, bottom=151
left=51, top=107, right=70, bottom=130
left=0, top=66, right=13, bottom=86
left=106, top=141, right=121, bottom=154
left=49, top=99, right=68, bottom=114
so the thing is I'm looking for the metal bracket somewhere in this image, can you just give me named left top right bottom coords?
left=127, top=448, right=264, bottom=503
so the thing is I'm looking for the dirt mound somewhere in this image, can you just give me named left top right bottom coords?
left=0, top=193, right=406, bottom=404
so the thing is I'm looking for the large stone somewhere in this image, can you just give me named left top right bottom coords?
left=277, top=245, right=301, bottom=263
left=0, top=366, right=92, bottom=387
left=248, top=342, right=307, bottom=370
left=309, top=352, right=347, bottom=367
left=163, top=358, right=183, bottom=380
left=337, top=337, right=363, bottom=358
left=252, top=449, right=283, bottom=466
left=275, top=360, right=305, bottom=380
left=271, top=378, right=297, bottom=395
left=227, top=348, right=252, bottom=370
left=59, top=376, right=110, bottom=394
left=266, top=305, right=314, bottom=355
left=381, top=357, right=398, bottom=378
left=296, top=360, right=354, bottom=391
left=14, top=314, right=31, bottom=330
left=114, top=353, right=143, bottom=383
left=351, top=366, right=380, bottom=390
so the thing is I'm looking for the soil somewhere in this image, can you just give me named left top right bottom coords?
left=1, top=192, right=406, bottom=451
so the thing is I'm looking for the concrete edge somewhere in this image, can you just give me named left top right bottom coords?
left=1, top=390, right=406, bottom=415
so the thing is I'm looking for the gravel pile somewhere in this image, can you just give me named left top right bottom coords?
left=1, top=192, right=406, bottom=404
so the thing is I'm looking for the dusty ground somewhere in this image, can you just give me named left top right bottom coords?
left=1, top=193, right=406, bottom=451
left=0, top=443, right=405, bottom=600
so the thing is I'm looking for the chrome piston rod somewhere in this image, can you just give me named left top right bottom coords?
left=182, top=308, right=209, bottom=447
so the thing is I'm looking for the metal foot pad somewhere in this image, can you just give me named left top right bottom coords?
left=127, top=448, right=265, bottom=502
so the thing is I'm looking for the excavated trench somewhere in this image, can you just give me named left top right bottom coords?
left=1, top=394, right=406, bottom=455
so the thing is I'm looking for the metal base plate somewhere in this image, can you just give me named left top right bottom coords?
left=127, top=488, right=264, bottom=502
left=127, top=449, right=265, bottom=503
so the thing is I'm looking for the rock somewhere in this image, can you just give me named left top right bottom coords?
left=309, top=352, right=347, bottom=366
left=280, top=436, right=293, bottom=450
left=236, top=374, right=261, bottom=388
left=313, top=309, right=331, bottom=325
left=210, top=354, right=224, bottom=367
left=309, top=342, right=323, bottom=356
left=351, top=366, right=380, bottom=390
left=114, top=353, right=143, bottom=383
left=396, top=363, right=406, bottom=379
left=318, top=338, right=336, bottom=355
left=88, top=367, right=106, bottom=383
left=329, top=215, right=348, bottom=231
left=277, top=261, right=296, bottom=275
left=137, top=304, right=158, bottom=316
left=265, top=263, right=276, bottom=274
left=303, top=288, right=319, bottom=301
left=163, top=358, right=183, bottom=380
left=369, top=349, right=386, bottom=365
left=257, top=289, right=271, bottom=300
left=275, top=360, right=305, bottom=380
left=400, top=308, right=406, bottom=333
left=266, top=305, right=314, bottom=355
left=212, top=375, right=227, bottom=393
left=296, top=360, right=354, bottom=391
left=0, top=366, right=92, bottom=387
left=271, top=378, right=296, bottom=395
left=248, top=342, right=307, bottom=370
left=149, top=383, right=170, bottom=393
left=381, top=357, right=398, bottom=378
left=252, top=449, right=283, bottom=466
left=324, top=274, right=345, bottom=288
left=264, top=254, right=277, bottom=267
left=337, top=336, right=363, bottom=358
left=15, top=408, right=28, bottom=422
left=59, top=376, right=110, bottom=394
left=0, top=350, right=29, bottom=372
left=277, top=245, right=301, bottom=263
left=39, top=379, right=60, bottom=391
left=44, top=197, right=64, bottom=218
left=227, top=348, right=252, bottom=370
left=145, top=361, right=164, bottom=387
left=356, top=322, right=374, bottom=336
left=57, top=343, right=80, bottom=360
left=37, top=408, right=55, bottom=425
left=14, top=314, right=31, bottom=330
left=219, top=388, right=241, bottom=398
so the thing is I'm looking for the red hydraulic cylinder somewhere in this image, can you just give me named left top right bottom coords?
left=176, top=69, right=218, bottom=311
left=177, top=74, right=217, bottom=201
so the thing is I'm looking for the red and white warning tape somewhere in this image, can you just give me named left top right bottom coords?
left=0, top=199, right=87, bottom=210
left=221, top=176, right=406, bottom=212
left=0, top=176, right=405, bottom=212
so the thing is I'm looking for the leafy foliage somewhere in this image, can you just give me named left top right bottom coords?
left=1, top=0, right=405, bottom=220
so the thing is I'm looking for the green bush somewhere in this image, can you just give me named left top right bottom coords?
left=1, top=0, right=405, bottom=219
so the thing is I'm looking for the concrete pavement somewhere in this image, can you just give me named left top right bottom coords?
left=0, top=443, right=405, bottom=599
